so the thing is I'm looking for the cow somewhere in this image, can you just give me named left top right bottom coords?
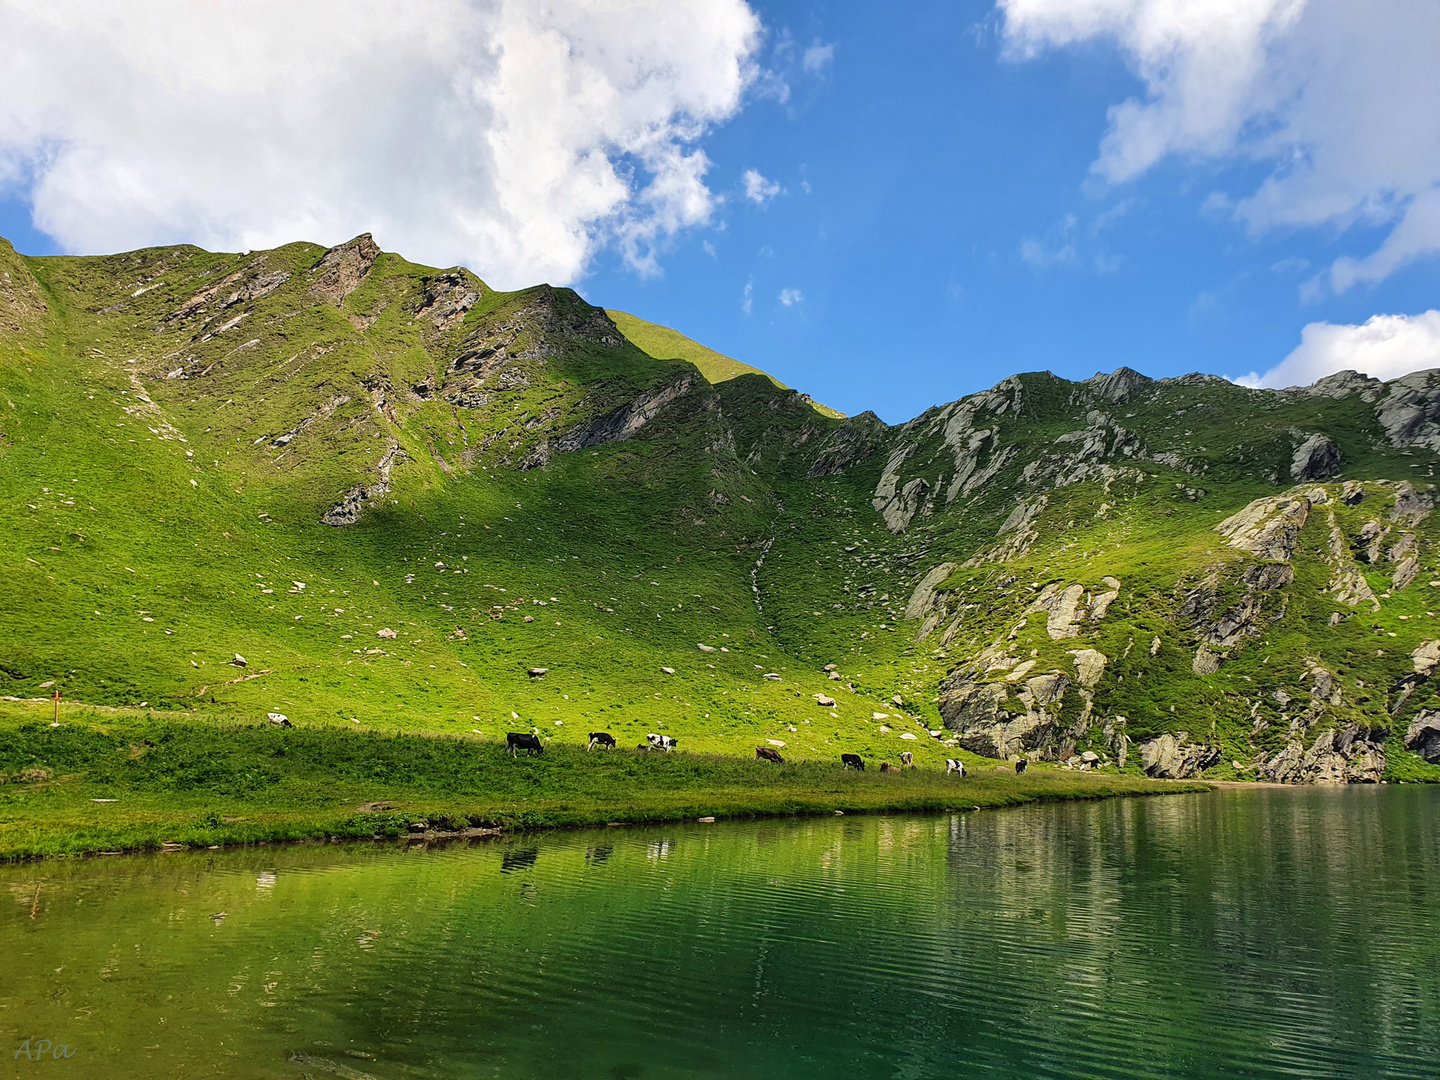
left=900, top=751, right=914, bottom=767
left=506, top=732, right=544, bottom=757
left=879, top=761, right=899, bottom=773
left=945, top=758, right=966, bottom=777
left=587, top=731, right=617, bottom=751
left=1015, top=758, right=1028, bottom=775
left=646, top=733, right=678, bottom=751
left=266, top=712, right=292, bottom=728
left=841, top=753, right=865, bottom=771
left=756, top=746, right=784, bottom=764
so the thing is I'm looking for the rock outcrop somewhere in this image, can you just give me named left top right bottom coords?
left=1261, top=726, right=1386, bottom=783
left=1027, top=577, right=1120, bottom=640
left=557, top=374, right=695, bottom=451
left=1376, top=369, right=1440, bottom=451
left=1217, top=495, right=1311, bottom=560
left=309, top=234, right=381, bottom=304
left=1405, top=711, right=1440, bottom=764
left=1138, top=733, right=1220, bottom=779
left=1290, top=433, right=1341, bottom=482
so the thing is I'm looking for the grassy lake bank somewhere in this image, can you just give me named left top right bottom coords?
left=0, top=706, right=1206, bottom=860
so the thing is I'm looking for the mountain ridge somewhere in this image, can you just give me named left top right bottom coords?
left=3, top=232, right=1439, bottom=786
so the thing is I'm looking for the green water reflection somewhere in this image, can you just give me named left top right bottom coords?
left=3, top=786, right=1438, bottom=1079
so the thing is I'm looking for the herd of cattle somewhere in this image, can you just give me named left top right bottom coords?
left=500, top=730, right=1031, bottom=778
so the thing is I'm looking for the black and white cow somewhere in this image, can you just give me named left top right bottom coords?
left=506, top=732, right=544, bottom=756
left=646, top=733, right=678, bottom=751
left=900, top=751, right=914, bottom=767
left=1015, top=758, right=1028, bottom=775
left=841, top=753, right=865, bottom=771
left=755, top=746, right=784, bottom=764
left=945, top=758, right=966, bottom=777
left=587, top=731, right=617, bottom=751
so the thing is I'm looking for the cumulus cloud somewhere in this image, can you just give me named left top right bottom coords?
left=0, top=0, right=763, bottom=287
left=1234, top=311, right=1440, bottom=389
left=778, top=287, right=803, bottom=306
left=741, top=168, right=782, bottom=205
left=999, top=0, right=1440, bottom=293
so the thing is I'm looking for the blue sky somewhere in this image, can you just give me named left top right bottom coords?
left=1, top=0, right=1437, bottom=423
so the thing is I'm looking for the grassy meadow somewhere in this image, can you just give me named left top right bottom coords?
left=0, top=701, right=1200, bottom=860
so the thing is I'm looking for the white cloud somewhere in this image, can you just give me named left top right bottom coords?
left=0, top=0, right=763, bottom=288
left=802, top=41, right=836, bottom=74
left=742, top=276, right=754, bottom=315
left=778, top=287, right=803, bottom=306
left=1000, top=0, right=1440, bottom=292
left=1234, top=311, right=1440, bottom=389
left=742, top=168, right=782, bottom=205
left=1019, top=211, right=1118, bottom=270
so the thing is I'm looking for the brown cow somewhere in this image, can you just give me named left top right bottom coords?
left=756, top=746, right=784, bottom=764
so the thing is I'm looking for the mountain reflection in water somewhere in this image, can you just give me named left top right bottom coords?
left=3, top=786, right=1438, bottom=1079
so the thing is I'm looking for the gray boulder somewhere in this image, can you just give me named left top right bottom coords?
left=1290, top=434, right=1341, bottom=482
left=1405, top=711, right=1440, bottom=764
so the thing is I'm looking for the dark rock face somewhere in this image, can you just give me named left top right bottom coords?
left=1291, top=433, right=1341, bottom=482
left=1405, top=711, right=1440, bottom=764
left=806, top=411, right=889, bottom=478
left=1377, top=369, right=1440, bottom=451
left=1084, top=366, right=1153, bottom=404
left=1138, top=734, right=1221, bottom=779
left=556, top=373, right=695, bottom=451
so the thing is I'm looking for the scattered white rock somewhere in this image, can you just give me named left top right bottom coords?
left=661, top=666, right=676, bottom=675
left=698, top=643, right=717, bottom=652
left=872, top=712, right=889, bottom=720
left=377, top=628, right=397, bottom=639
left=767, top=739, right=786, bottom=747
left=814, top=694, right=837, bottom=707
left=899, top=732, right=917, bottom=740
left=230, top=654, right=247, bottom=667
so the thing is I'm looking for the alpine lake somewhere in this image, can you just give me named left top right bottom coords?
left=3, top=786, right=1438, bottom=1080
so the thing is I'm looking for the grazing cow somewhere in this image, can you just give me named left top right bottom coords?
left=267, top=712, right=293, bottom=729
left=900, top=751, right=914, bottom=767
left=945, top=758, right=966, bottom=777
left=756, top=746, right=784, bottom=764
left=587, top=731, right=617, bottom=751
left=879, top=761, right=899, bottom=773
left=841, top=753, right=865, bottom=771
left=646, top=733, right=678, bottom=751
left=506, top=732, right=544, bottom=757
left=1015, top=758, right=1028, bottom=775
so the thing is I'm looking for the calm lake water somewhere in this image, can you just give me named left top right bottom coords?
left=3, top=787, right=1438, bottom=1079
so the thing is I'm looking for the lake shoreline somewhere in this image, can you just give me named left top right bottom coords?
left=1, top=780, right=1214, bottom=863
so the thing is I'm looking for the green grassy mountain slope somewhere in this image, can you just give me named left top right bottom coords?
left=2, top=234, right=1439, bottom=788
left=608, top=308, right=845, bottom=418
